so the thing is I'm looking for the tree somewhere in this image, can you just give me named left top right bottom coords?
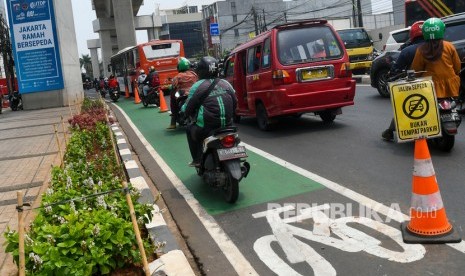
left=79, top=54, right=93, bottom=77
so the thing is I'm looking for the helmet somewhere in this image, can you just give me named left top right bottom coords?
left=140, top=69, right=145, bottom=74
left=422, top=18, right=445, bottom=40
left=177, top=57, right=191, bottom=72
left=409, top=21, right=424, bottom=41
left=149, top=66, right=155, bottom=72
left=196, top=56, right=219, bottom=79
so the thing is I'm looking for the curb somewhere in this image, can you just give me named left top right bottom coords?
left=353, top=75, right=371, bottom=84
left=110, top=122, right=195, bottom=276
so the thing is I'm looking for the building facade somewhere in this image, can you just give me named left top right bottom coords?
left=159, top=8, right=204, bottom=59
left=201, top=0, right=398, bottom=56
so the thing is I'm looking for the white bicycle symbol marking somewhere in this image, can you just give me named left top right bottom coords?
left=252, top=204, right=426, bottom=275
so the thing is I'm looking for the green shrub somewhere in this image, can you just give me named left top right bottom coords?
left=4, top=100, right=156, bottom=275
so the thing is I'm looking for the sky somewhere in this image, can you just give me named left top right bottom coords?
left=1, top=0, right=391, bottom=58
left=71, top=0, right=217, bottom=58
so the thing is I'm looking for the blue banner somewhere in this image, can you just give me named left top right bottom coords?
left=7, top=0, right=64, bottom=93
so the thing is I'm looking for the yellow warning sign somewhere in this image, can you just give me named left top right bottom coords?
left=389, top=78, right=441, bottom=142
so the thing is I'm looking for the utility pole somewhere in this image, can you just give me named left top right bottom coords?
left=252, top=7, right=259, bottom=36
left=352, top=0, right=357, bottom=27
left=262, top=9, right=267, bottom=32
left=357, top=0, right=364, bottom=27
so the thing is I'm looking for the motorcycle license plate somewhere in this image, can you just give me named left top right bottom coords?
left=217, top=146, right=247, bottom=161
left=441, top=113, right=459, bottom=122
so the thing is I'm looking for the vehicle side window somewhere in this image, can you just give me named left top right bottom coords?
left=444, top=22, right=465, bottom=43
left=262, top=38, right=271, bottom=68
left=247, top=45, right=262, bottom=74
left=225, top=58, right=234, bottom=77
left=392, top=30, right=410, bottom=43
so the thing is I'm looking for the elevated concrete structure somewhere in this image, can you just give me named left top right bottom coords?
left=88, top=0, right=163, bottom=77
left=87, top=39, right=101, bottom=79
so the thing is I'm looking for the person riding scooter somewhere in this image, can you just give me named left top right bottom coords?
left=182, top=56, right=237, bottom=167
left=143, top=66, right=160, bottom=97
left=138, top=69, right=147, bottom=93
left=107, top=75, right=119, bottom=90
left=167, top=57, right=198, bottom=129
left=382, top=20, right=425, bottom=141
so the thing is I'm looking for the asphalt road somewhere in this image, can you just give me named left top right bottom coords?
left=100, top=84, right=465, bottom=276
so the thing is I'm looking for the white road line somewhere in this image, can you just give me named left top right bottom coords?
left=113, top=105, right=259, bottom=276
left=242, top=142, right=465, bottom=253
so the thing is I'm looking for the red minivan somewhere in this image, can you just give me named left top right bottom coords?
left=223, top=19, right=356, bottom=130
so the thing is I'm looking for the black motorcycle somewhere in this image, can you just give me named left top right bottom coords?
left=109, top=87, right=120, bottom=102
left=174, top=90, right=189, bottom=126
left=140, top=86, right=160, bottom=107
left=99, top=87, right=107, bottom=98
left=9, top=92, right=23, bottom=111
left=195, top=126, right=250, bottom=203
left=431, top=98, right=461, bottom=151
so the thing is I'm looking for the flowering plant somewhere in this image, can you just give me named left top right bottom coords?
left=4, top=99, right=156, bottom=275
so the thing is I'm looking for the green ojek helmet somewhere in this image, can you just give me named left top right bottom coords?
left=422, top=17, right=445, bottom=40
left=177, top=57, right=191, bottom=72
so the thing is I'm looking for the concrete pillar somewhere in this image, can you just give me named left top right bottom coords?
left=87, top=39, right=101, bottom=78
left=99, top=30, right=113, bottom=77
left=90, top=48, right=100, bottom=78
left=112, top=0, right=137, bottom=49
left=22, top=0, right=82, bottom=109
left=147, top=28, right=160, bottom=41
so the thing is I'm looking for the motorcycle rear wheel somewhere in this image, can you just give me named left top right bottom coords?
left=223, top=174, right=239, bottom=204
left=434, top=134, right=455, bottom=152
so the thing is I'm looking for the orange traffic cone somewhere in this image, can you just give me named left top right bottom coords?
left=158, top=87, right=169, bottom=113
left=125, top=85, right=130, bottom=98
left=401, top=138, right=460, bottom=243
left=134, top=83, right=141, bottom=104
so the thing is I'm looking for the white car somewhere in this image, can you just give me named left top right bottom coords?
left=383, top=27, right=410, bottom=52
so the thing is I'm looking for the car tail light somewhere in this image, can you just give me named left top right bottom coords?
left=221, top=135, right=236, bottom=148
left=273, top=69, right=292, bottom=84
left=339, top=62, right=352, bottom=77
left=383, top=45, right=386, bottom=51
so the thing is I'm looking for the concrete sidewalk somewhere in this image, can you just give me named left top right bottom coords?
left=0, top=106, right=71, bottom=276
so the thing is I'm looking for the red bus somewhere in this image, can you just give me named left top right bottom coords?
left=110, top=39, right=185, bottom=93
left=405, top=0, right=465, bottom=26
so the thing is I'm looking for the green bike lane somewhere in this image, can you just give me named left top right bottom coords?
left=113, top=98, right=465, bottom=275
left=115, top=98, right=324, bottom=215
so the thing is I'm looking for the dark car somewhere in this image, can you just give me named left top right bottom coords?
left=371, top=12, right=465, bottom=98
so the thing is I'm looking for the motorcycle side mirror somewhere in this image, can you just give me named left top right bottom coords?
left=406, top=70, right=416, bottom=81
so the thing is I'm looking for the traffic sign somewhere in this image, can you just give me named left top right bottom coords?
left=389, top=78, right=440, bottom=142
left=7, top=0, right=64, bottom=93
left=211, top=35, right=220, bottom=44
left=210, top=23, right=220, bottom=36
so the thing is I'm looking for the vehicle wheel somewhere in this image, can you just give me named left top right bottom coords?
left=143, top=100, right=148, bottom=107
left=233, top=114, right=241, bottom=124
left=319, top=110, right=336, bottom=123
left=256, top=103, right=271, bottom=131
left=376, top=68, right=390, bottom=98
left=223, top=174, right=239, bottom=203
left=435, top=134, right=455, bottom=152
